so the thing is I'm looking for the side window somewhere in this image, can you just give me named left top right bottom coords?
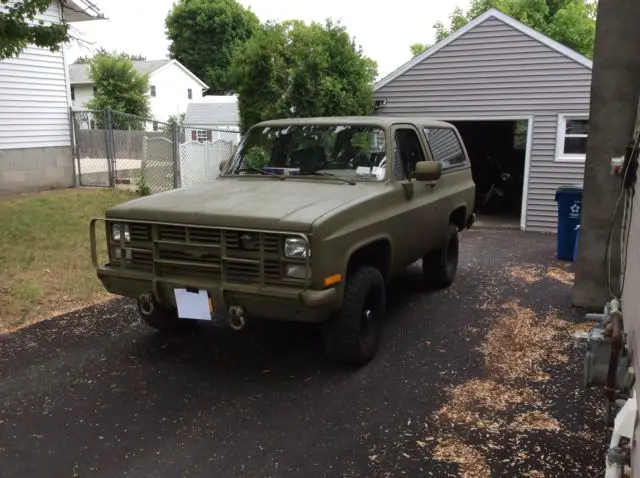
left=394, top=128, right=426, bottom=180
left=423, top=128, right=466, bottom=170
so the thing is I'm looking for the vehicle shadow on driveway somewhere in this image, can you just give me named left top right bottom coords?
left=125, top=263, right=437, bottom=382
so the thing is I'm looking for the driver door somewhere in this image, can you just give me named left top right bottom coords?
left=389, top=124, right=442, bottom=267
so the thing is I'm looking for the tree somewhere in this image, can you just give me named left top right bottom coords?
left=74, top=47, right=146, bottom=64
left=410, top=42, right=431, bottom=57
left=0, top=0, right=69, bottom=60
left=432, top=0, right=597, bottom=57
left=166, top=113, right=186, bottom=128
left=165, top=0, right=260, bottom=94
left=229, top=20, right=378, bottom=132
left=85, top=56, right=151, bottom=127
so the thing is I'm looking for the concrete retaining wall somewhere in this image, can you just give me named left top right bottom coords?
left=0, top=146, right=74, bottom=194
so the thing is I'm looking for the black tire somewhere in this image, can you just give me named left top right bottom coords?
left=323, top=266, right=386, bottom=366
left=139, top=302, right=184, bottom=333
left=423, top=223, right=459, bottom=289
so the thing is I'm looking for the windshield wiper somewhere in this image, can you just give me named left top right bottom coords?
left=235, top=165, right=285, bottom=180
left=297, top=171, right=355, bottom=185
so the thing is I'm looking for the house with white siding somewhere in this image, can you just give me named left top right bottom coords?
left=69, top=59, right=208, bottom=124
left=184, top=96, right=241, bottom=144
left=374, top=8, right=593, bottom=232
left=0, top=0, right=102, bottom=194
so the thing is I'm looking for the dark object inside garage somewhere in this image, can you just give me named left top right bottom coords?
left=449, top=120, right=527, bottom=227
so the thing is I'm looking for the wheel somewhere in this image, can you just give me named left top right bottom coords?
left=323, top=266, right=386, bottom=366
left=423, top=223, right=459, bottom=289
left=138, top=298, right=184, bottom=333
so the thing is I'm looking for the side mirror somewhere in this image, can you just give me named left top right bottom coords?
left=414, top=161, right=442, bottom=182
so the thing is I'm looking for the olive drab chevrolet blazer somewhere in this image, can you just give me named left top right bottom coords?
left=91, top=116, right=476, bottom=365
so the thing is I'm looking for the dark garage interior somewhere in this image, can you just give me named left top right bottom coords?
left=448, top=120, right=528, bottom=227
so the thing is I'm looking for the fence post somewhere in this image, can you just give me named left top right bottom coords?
left=68, top=107, right=80, bottom=187
left=173, top=124, right=181, bottom=188
left=103, top=109, right=114, bottom=187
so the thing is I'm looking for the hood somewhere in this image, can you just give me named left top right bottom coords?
left=106, top=177, right=380, bottom=232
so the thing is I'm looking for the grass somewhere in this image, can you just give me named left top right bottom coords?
left=0, top=188, right=137, bottom=333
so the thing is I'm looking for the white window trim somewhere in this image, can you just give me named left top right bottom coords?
left=555, top=113, right=589, bottom=163
left=196, top=129, right=208, bottom=142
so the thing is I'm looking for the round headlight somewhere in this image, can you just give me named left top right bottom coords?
left=284, top=237, right=310, bottom=258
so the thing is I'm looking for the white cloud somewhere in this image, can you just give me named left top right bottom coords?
left=64, top=0, right=470, bottom=81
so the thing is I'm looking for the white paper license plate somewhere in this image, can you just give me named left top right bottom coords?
left=173, top=288, right=214, bottom=321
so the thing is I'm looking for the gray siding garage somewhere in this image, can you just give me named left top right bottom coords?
left=374, top=8, right=592, bottom=232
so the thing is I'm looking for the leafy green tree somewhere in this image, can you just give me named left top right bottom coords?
left=166, top=113, right=186, bottom=128
left=85, top=56, right=151, bottom=128
left=432, top=0, right=596, bottom=57
left=410, top=42, right=431, bottom=57
left=165, top=0, right=260, bottom=94
left=230, top=20, right=378, bottom=132
left=0, top=0, right=69, bottom=60
left=74, top=47, right=146, bottom=64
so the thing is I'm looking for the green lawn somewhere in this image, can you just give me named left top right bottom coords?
left=0, top=188, right=136, bottom=332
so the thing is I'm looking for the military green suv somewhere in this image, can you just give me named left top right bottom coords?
left=91, top=117, right=475, bottom=365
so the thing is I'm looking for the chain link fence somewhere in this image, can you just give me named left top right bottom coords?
left=71, top=109, right=241, bottom=194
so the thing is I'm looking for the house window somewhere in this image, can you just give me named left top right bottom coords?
left=196, top=129, right=208, bottom=142
left=71, top=87, right=75, bottom=101
left=423, top=127, right=466, bottom=170
left=557, top=114, right=589, bottom=161
left=150, top=85, right=156, bottom=97
left=188, top=88, right=193, bottom=100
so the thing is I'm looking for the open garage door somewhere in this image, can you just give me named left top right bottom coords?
left=447, top=119, right=530, bottom=229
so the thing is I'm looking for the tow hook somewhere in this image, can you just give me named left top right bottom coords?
left=138, top=293, right=155, bottom=316
left=228, top=305, right=246, bottom=331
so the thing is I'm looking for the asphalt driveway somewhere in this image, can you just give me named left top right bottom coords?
left=0, top=230, right=607, bottom=477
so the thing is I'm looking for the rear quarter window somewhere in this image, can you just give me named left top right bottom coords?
left=423, top=128, right=467, bottom=170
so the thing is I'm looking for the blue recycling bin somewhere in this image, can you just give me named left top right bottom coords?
left=555, top=185, right=583, bottom=261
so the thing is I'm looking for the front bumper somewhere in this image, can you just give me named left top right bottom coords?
left=91, top=218, right=338, bottom=322
left=97, top=268, right=340, bottom=323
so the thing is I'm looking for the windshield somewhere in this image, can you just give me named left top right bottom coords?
left=228, top=124, right=388, bottom=181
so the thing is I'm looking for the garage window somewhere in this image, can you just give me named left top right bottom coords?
left=423, top=128, right=466, bottom=170
left=556, top=114, right=589, bottom=161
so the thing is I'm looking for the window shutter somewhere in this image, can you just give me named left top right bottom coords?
left=191, top=130, right=197, bottom=141
left=206, top=130, right=212, bottom=142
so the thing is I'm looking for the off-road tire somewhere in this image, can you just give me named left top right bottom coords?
left=139, top=303, right=184, bottom=333
left=323, top=266, right=386, bottom=366
left=423, top=223, right=459, bottom=289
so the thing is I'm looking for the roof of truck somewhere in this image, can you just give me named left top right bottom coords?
left=253, top=116, right=453, bottom=129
